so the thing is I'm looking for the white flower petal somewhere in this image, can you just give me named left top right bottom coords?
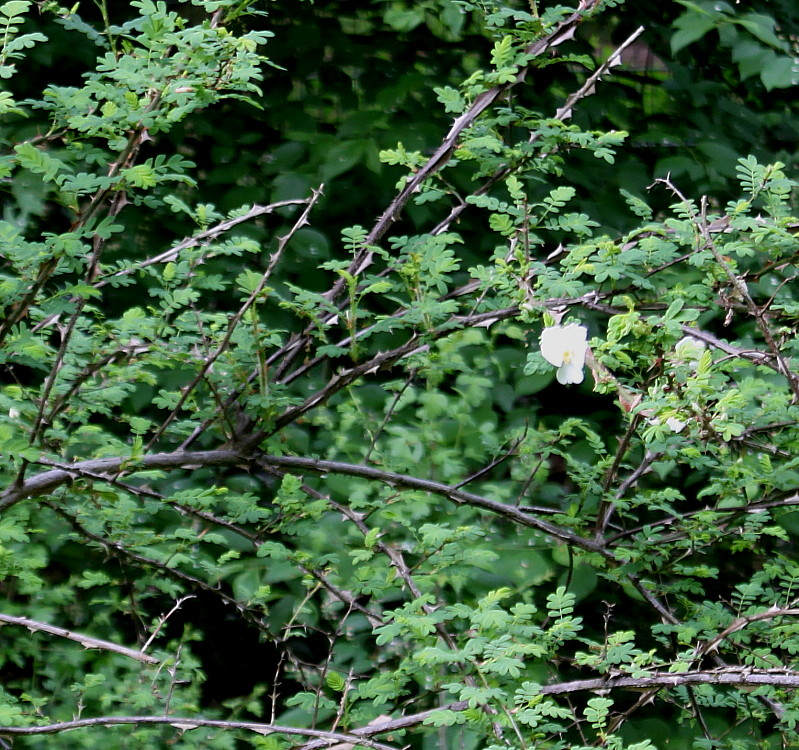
left=560, top=322, right=588, bottom=348
left=569, top=346, right=587, bottom=372
left=540, top=326, right=565, bottom=366
left=557, top=361, right=585, bottom=385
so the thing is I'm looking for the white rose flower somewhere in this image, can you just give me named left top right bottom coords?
left=540, top=323, right=589, bottom=385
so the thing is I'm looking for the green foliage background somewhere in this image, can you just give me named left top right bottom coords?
left=1, top=0, right=799, bottom=748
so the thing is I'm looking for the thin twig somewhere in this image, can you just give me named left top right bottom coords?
left=140, top=597, right=196, bottom=654
left=90, top=198, right=311, bottom=291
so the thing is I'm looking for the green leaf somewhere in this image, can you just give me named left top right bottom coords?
left=620, top=189, right=652, bottom=220
left=364, top=526, right=381, bottom=549
left=663, top=299, right=684, bottom=321
left=383, top=5, right=424, bottom=31
left=0, top=703, right=25, bottom=725
left=423, top=709, right=463, bottom=727
left=14, top=142, right=69, bottom=182
left=760, top=56, right=798, bottom=90
left=0, top=1, right=31, bottom=18
left=325, top=671, right=346, bottom=692
left=491, top=35, right=514, bottom=67
left=121, top=163, right=158, bottom=188
left=546, top=587, right=576, bottom=617
left=433, top=85, right=465, bottom=114
left=671, top=9, right=718, bottom=54
left=584, top=696, right=613, bottom=727
left=736, top=13, right=785, bottom=50
left=0, top=90, right=19, bottom=113
left=319, top=139, right=365, bottom=180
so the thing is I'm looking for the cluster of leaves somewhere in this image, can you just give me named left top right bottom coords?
left=1, top=1, right=799, bottom=749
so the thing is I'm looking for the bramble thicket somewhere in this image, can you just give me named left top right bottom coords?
left=1, top=1, right=799, bottom=749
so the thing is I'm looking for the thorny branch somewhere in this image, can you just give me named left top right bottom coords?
left=3, top=669, right=797, bottom=745
left=0, top=613, right=159, bottom=665
left=0, top=449, right=609, bottom=557
left=92, top=198, right=313, bottom=291
left=0, top=716, right=399, bottom=750
left=431, top=25, right=646, bottom=238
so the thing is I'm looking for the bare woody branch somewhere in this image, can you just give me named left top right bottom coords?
left=3, top=669, right=794, bottom=743
left=296, top=668, right=799, bottom=749
left=2, top=450, right=609, bottom=558
left=353, top=1, right=604, bottom=267
left=93, top=197, right=314, bottom=290
left=0, top=613, right=159, bottom=665
left=0, top=716, right=399, bottom=750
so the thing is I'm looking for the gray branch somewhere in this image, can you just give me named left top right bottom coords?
left=4, top=450, right=609, bottom=559
left=299, top=668, right=799, bottom=748
left=0, top=716, right=397, bottom=749
left=0, top=613, right=158, bottom=665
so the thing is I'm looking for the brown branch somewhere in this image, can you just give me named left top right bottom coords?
left=691, top=606, right=799, bottom=665
left=353, top=2, right=602, bottom=271
left=593, top=416, right=647, bottom=540
left=539, top=668, right=799, bottom=693
left=607, top=490, right=799, bottom=547
left=36, top=341, right=150, bottom=433
left=0, top=613, right=159, bottom=665
left=298, top=667, right=799, bottom=749
left=140, top=596, right=195, bottom=654
left=251, top=454, right=611, bottom=558
left=653, top=178, right=799, bottom=397
left=8, top=669, right=791, bottom=744
left=0, top=449, right=244, bottom=513
left=2, top=449, right=609, bottom=559
left=280, top=304, right=516, bottom=389
left=35, top=455, right=264, bottom=548
left=256, top=23, right=644, bottom=400
left=0, top=124, right=146, bottom=350
left=270, top=3, right=604, bottom=381
left=0, top=716, right=398, bottom=749
left=700, top=217, right=799, bottom=400
left=238, top=306, right=520, bottom=448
